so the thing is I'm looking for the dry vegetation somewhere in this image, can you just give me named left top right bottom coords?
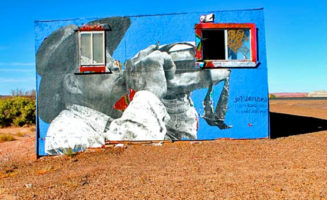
left=0, top=134, right=16, bottom=143
left=0, top=100, right=326, bottom=199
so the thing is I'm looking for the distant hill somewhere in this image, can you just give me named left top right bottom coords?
left=308, top=90, right=327, bottom=97
left=0, top=95, right=11, bottom=99
left=0, top=95, right=35, bottom=100
left=271, top=92, right=308, bottom=98
left=270, top=90, right=327, bottom=98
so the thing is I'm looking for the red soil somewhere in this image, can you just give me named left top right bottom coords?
left=0, top=100, right=326, bottom=199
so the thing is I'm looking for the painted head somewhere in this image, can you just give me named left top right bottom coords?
left=36, top=17, right=131, bottom=123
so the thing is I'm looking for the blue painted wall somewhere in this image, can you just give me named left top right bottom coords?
left=35, top=8, right=269, bottom=156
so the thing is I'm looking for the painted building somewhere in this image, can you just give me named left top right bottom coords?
left=35, top=8, right=269, bottom=156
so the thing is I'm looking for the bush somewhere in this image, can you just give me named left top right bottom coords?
left=269, top=94, right=276, bottom=99
left=0, top=97, right=36, bottom=127
left=0, top=134, right=16, bottom=142
left=15, top=132, right=26, bottom=137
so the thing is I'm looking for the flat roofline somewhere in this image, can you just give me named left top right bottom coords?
left=34, top=7, right=264, bottom=23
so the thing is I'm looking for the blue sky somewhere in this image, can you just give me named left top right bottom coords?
left=0, top=0, right=326, bottom=94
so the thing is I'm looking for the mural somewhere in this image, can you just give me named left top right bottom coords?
left=35, top=9, right=269, bottom=156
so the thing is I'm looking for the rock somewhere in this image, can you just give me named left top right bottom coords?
left=190, top=141, right=202, bottom=145
left=114, top=144, right=125, bottom=148
left=153, top=141, right=163, bottom=146
left=45, top=104, right=111, bottom=155
left=106, top=91, right=170, bottom=141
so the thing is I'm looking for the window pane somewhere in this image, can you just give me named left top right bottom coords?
left=227, top=29, right=251, bottom=60
left=80, top=33, right=92, bottom=65
left=202, top=30, right=225, bottom=60
left=92, top=33, right=104, bottom=64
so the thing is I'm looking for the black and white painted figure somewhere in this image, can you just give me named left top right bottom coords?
left=159, top=43, right=231, bottom=131
left=37, top=16, right=231, bottom=154
left=124, top=42, right=230, bottom=140
left=37, top=17, right=131, bottom=154
left=37, top=17, right=131, bottom=123
left=124, top=43, right=231, bottom=140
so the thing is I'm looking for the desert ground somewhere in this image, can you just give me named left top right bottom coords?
left=0, top=99, right=327, bottom=199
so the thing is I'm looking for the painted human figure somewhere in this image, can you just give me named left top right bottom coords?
left=37, top=17, right=231, bottom=154
left=37, top=18, right=131, bottom=154
left=124, top=42, right=231, bottom=140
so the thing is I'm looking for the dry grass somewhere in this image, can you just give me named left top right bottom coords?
left=14, top=132, right=26, bottom=137
left=0, top=134, right=16, bottom=143
left=36, top=165, right=58, bottom=175
left=0, top=153, right=18, bottom=179
left=29, top=127, right=36, bottom=132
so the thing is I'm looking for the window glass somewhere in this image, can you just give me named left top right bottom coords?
left=202, top=30, right=225, bottom=60
left=227, top=29, right=251, bottom=60
left=92, top=33, right=104, bottom=64
left=80, top=33, right=92, bottom=65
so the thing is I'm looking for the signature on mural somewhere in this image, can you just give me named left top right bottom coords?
left=227, top=29, right=250, bottom=59
left=233, top=96, right=268, bottom=114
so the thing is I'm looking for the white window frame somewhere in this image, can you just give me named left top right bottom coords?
left=78, top=31, right=105, bottom=66
left=224, top=29, right=252, bottom=61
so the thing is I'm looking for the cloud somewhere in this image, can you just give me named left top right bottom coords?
left=0, top=62, right=35, bottom=66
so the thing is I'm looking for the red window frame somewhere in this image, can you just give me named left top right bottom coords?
left=78, top=25, right=106, bottom=73
left=79, top=66, right=106, bottom=73
left=195, top=23, right=257, bottom=68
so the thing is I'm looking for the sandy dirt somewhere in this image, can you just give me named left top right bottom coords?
left=0, top=100, right=326, bottom=199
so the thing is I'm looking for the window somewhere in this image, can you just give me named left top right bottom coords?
left=79, top=31, right=105, bottom=65
left=195, top=23, right=257, bottom=68
left=202, top=29, right=226, bottom=60
left=77, top=24, right=107, bottom=73
left=80, top=32, right=105, bottom=65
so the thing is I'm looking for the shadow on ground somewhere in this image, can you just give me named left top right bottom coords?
left=270, top=112, right=327, bottom=138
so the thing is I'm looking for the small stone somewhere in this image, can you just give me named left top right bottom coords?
left=115, top=144, right=124, bottom=148
left=153, top=141, right=163, bottom=146
left=190, top=141, right=202, bottom=145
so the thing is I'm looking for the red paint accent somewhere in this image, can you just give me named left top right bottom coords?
left=113, top=89, right=136, bottom=111
left=195, top=28, right=202, bottom=60
left=129, top=89, right=136, bottom=101
left=78, top=25, right=105, bottom=31
left=79, top=66, right=106, bottom=72
left=205, top=61, right=215, bottom=68
left=113, top=97, right=128, bottom=111
left=194, top=23, right=257, bottom=63
left=195, top=49, right=201, bottom=60
left=195, top=23, right=256, bottom=29
left=195, top=28, right=202, bottom=36
left=250, top=27, right=257, bottom=62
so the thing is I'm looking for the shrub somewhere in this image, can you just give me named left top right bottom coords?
left=15, top=132, right=26, bottom=137
left=0, top=97, right=36, bottom=127
left=0, top=134, right=16, bottom=142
